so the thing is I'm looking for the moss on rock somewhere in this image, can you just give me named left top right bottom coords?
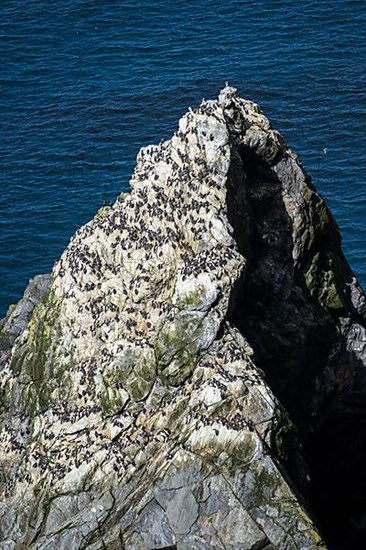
left=305, top=252, right=344, bottom=311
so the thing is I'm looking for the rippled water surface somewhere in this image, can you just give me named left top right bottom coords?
left=1, top=0, right=365, bottom=316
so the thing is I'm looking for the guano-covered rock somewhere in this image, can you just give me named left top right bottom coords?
left=1, top=86, right=365, bottom=550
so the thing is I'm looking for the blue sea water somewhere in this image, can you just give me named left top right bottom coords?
left=1, top=0, right=365, bottom=317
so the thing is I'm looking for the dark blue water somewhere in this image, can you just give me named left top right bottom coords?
left=1, top=0, right=365, bottom=317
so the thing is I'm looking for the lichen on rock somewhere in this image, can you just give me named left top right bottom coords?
left=1, top=86, right=365, bottom=549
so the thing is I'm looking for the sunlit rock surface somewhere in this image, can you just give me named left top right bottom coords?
left=1, top=86, right=365, bottom=549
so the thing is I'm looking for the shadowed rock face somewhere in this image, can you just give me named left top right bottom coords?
left=0, top=86, right=365, bottom=550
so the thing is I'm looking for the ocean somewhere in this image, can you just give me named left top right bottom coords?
left=1, top=0, right=365, bottom=317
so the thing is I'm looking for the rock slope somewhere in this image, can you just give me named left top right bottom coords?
left=0, top=86, right=365, bottom=549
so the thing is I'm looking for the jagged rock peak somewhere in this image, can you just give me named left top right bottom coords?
left=1, top=87, right=365, bottom=549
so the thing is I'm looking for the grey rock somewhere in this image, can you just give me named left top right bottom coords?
left=139, top=500, right=176, bottom=549
left=155, top=486, right=199, bottom=536
left=0, top=273, right=51, bottom=357
left=177, top=535, right=217, bottom=550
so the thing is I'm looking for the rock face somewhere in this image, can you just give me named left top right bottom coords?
left=0, top=86, right=365, bottom=549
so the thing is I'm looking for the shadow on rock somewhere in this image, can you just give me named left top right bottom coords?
left=226, top=143, right=366, bottom=550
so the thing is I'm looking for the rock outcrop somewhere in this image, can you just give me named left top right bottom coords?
left=0, top=86, right=365, bottom=550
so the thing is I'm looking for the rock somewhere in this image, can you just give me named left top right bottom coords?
left=0, top=274, right=51, bottom=352
left=0, top=86, right=365, bottom=549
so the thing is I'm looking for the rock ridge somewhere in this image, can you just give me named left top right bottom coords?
left=0, top=86, right=365, bottom=549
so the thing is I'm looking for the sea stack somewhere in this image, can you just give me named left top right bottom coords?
left=0, top=86, right=365, bottom=549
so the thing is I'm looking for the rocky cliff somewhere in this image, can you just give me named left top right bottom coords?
left=0, top=86, right=365, bottom=550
